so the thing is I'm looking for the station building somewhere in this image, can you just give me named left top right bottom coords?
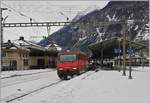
left=2, top=40, right=30, bottom=70
left=2, top=37, right=59, bottom=71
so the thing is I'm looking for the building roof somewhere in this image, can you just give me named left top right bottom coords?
left=12, top=37, right=46, bottom=51
left=88, top=37, right=147, bottom=59
left=45, top=42, right=62, bottom=51
left=3, top=40, right=29, bottom=51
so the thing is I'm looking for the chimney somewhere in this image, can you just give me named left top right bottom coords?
left=19, top=36, right=24, bottom=40
left=8, top=40, right=11, bottom=43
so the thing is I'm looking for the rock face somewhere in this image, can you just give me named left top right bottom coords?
left=39, top=1, right=149, bottom=54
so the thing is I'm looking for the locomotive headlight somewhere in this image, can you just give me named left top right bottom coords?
left=59, top=68, right=63, bottom=70
left=73, top=68, right=77, bottom=70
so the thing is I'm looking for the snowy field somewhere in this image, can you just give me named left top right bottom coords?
left=1, top=67, right=150, bottom=103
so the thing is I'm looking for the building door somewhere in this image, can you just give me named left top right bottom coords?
left=10, top=60, right=17, bottom=70
left=37, top=59, right=45, bottom=68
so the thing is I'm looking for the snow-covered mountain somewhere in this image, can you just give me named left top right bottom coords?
left=39, top=1, right=149, bottom=53
left=2, top=1, right=108, bottom=42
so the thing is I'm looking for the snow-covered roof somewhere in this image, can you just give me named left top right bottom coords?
left=3, top=40, right=30, bottom=51
left=46, top=43, right=62, bottom=51
left=12, top=37, right=46, bottom=51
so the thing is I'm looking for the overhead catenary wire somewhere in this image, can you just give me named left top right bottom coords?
left=1, top=3, right=37, bottom=22
left=2, top=3, right=44, bottom=42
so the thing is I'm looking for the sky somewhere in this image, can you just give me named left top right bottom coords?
left=1, top=1, right=109, bottom=42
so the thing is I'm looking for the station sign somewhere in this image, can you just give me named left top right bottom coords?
left=114, top=48, right=134, bottom=54
left=114, top=48, right=121, bottom=54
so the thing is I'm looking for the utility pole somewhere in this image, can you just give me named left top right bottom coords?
left=47, top=26, right=51, bottom=36
left=122, top=22, right=126, bottom=76
left=101, top=42, right=103, bottom=68
left=140, top=49, right=144, bottom=68
left=128, top=37, right=132, bottom=79
left=127, top=20, right=134, bottom=79
left=118, top=38, right=122, bottom=72
left=1, top=8, right=8, bottom=71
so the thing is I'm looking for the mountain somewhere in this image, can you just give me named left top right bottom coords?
left=39, top=1, right=149, bottom=54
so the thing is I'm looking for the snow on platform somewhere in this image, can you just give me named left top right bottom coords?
left=8, top=67, right=150, bottom=103
left=132, top=67, right=150, bottom=72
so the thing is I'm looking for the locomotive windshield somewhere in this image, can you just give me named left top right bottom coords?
left=59, top=54, right=78, bottom=62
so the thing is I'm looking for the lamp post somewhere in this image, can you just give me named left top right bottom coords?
left=101, top=41, right=103, bottom=68
left=128, top=38, right=132, bottom=79
left=122, top=22, right=126, bottom=76
left=127, top=20, right=134, bottom=79
left=118, top=38, right=122, bottom=72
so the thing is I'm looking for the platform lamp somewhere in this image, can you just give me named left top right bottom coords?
left=118, top=38, right=122, bottom=72
left=127, top=20, right=134, bottom=79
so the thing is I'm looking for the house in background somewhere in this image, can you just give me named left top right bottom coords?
left=13, top=37, right=59, bottom=69
left=2, top=37, right=60, bottom=71
left=13, top=36, right=48, bottom=69
left=2, top=40, right=30, bottom=71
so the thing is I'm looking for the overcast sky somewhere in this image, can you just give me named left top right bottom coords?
left=2, top=1, right=109, bottom=42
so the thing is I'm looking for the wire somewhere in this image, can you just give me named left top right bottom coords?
left=2, top=3, right=43, bottom=42
left=2, top=3, right=37, bottom=22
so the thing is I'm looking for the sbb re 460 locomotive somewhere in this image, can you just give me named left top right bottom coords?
left=57, top=52, right=88, bottom=80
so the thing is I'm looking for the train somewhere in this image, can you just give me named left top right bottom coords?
left=56, top=51, right=89, bottom=80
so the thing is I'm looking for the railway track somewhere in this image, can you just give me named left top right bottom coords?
left=81, top=70, right=99, bottom=80
left=4, top=80, right=63, bottom=103
left=3, top=70, right=98, bottom=103
left=2, top=75, right=50, bottom=88
left=1, top=71, right=56, bottom=88
left=1, top=70, right=55, bottom=79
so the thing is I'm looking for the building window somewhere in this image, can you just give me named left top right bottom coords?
left=23, top=59, right=28, bottom=66
left=23, top=53, right=25, bottom=57
left=2, top=51, right=6, bottom=57
left=25, top=53, right=28, bottom=58
left=20, top=53, right=22, bottom=57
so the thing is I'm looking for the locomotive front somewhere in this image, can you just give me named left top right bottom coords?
left=57, top=52, right=88, bottom=80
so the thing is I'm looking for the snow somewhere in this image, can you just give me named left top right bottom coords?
left=106, top=15, right=112, bottom=21
left=45, top=43, right=62, bottom=51
left=1, top=69, right=54, bottom=79
left=1, top=69, right=58, bottom=103
left=1, top=67, right=150, bottom=103
left=143, top=32, right=149, bottom=40
left=134, top=25, right=139, bottom=31
left=134, top=23, right=149, bottom=41
left=106, top=14, right=118, bottom=21
left=129, top=67, right=150, bottom=72
left=79, top=36, right=87, bottom=41
left=1, top=1, right=108, bottom=42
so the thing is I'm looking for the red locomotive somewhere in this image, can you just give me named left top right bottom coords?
left=57, top=51, right=88, bottom=80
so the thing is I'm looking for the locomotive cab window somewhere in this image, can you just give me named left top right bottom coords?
left=59, top=54, right=78, bottom=62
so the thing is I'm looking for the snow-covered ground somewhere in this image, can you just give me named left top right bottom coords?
left=1, top=67, right=150, bottom=103
left=1, top=69, right=55, bottom=79
left=1, top=69, right=58, bottom=102
left=131, top=66, right=150, bottom=72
